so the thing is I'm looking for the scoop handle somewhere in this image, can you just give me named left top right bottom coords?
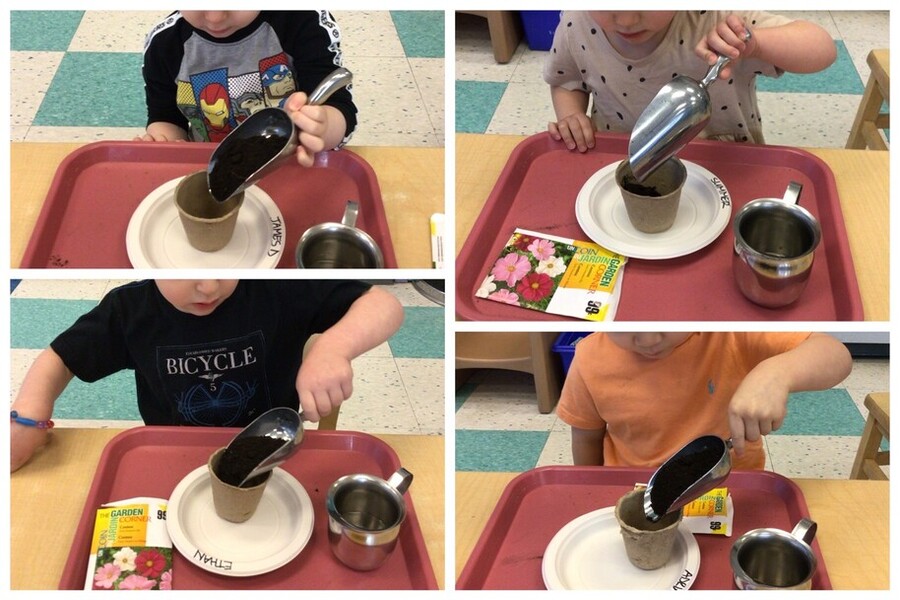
left=699, top=28, right=753, bottom=88
left=307, top=67, right=353, bottom=106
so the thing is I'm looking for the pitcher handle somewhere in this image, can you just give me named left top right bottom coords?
left=791, top=518, right=817, bottom=544
left=341, top=200, right=359, bottom=228
left=387, top=467, right=413, bottom=495
left=783, top=181, right=803, bottom=206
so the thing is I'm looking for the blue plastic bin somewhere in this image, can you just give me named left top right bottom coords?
left=519, top=11, right=561, bottom=51
left=552, top=332, right=589, bottom=374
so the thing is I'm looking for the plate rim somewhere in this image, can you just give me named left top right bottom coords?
left=575, top=160, right=731, bottom=259
left=125, top=176, right=285, bottom=269
left=166, top=465, right=314, bottom=577
left=541, top=505, right=700, bottom=590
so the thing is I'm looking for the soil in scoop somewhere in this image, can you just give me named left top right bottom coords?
left=216, top=435, right=286, bottom=487
left=209, top=134, right=288, bottom=201
left=648, top=443, right=723, bottom=519
left=621, top=174, right=662, bottom=197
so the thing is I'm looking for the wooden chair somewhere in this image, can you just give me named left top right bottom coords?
left=459, top=11, right=523, bottom=64
left=456, top=332, right=563, bottom=413
left=850, top=392, right=889, bottom=480
left=846, top=49, right=890, bottom=150
left=303, top=334, right=340, bottom=430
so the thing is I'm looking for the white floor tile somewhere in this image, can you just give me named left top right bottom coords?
left=68, top=11, right=171, bottom=52
left=396, top=357, right=445, bottom=435
left=757, top=92, right=862, bottom=148
left=487, top=80, right=555, bottom=136
left=10, top=51, right=64, bottom=127
left=11, top=279, right=111, bottom=300
left=764, top=435, right=861, bottom=479
left=23, top=126, right=146, bottom=142
left=335, top=11, right=406, bottom=58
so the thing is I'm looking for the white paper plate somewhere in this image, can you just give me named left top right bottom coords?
left=575, top=160, right=731, bottom=259
left=542, top=506, right=700, bottom=590
left=126, top=177, right=285, bottom=268
left=166, top=465, right=313, bottom=577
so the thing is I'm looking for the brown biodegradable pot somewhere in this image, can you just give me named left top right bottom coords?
left=175, top=170, right=245, bottom=252
left=615, top=489, right=683, bottom=570
left=616, top=158, right=686, bottom=233
left=208, top=447, right=271, bottom=523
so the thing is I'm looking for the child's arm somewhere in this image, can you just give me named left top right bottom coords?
left=133, top=121, right=190, bottom=142
left=727, top=333, right=852, bottom=456
left=284, top=94, right=348, bottom=168
left=10, top=348, right=75, bottom=472
left=571, top=426, right=606, bottom=465
left=548, top=86, right=596, bottom=153
left=697, top=14, right=836, bottom=80
left=295, top=286, right=404, bottom=422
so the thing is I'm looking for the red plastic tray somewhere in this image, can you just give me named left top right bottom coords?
left=21, top=141, right=397, bottom=268
left=456, top=132, right=862, bottom=321
left=457, top=467, right=831, bottom=590
left=59, top=427, right=436, bottom=590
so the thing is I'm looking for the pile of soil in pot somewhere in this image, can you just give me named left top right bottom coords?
left=216, top=435, right=286, bottom=487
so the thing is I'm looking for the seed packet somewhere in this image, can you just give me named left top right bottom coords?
left=84, top=497, right=173, bottom=590
left=475, top=228, right=627, bottom=321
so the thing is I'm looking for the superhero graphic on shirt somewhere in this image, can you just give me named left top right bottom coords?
left=177, top=53, right=296, bottom=142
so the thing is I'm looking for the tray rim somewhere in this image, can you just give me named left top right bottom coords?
left=455, top=131, right=863, bottom=321
left=21, top=140, right=397, bottom=268
left=59, top=426, right=436, bottom=590
left=457, top=465, right=833, bottom=591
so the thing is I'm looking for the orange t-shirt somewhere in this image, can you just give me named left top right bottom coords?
left=556, top=332, right=811, bottom=470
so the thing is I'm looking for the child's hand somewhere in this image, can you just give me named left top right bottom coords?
left=10, top=425, right=49, bottom=472
left=295, top=345, right=353, bottom=423
left=284, top=92, right=335, bottom=168
left=133, top=122, right=189, bottom=142
left=695, top=14, right=755, bottom=81
left=549, top=112, right=596, bottom=152
left=727, top=362, right=789, bottom=456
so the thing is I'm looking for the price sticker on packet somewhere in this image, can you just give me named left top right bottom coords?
left=634, top=484, right=733, bottom=536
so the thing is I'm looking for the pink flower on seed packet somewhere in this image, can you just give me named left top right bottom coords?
left=527, top=237, right=555, bottom=261
left=93, top=563, right=121, bottom=589
left=491, top=252, right=531, bottom=286
left=159, top=570, right=173, bottom=591
left=516, top=272, right=554, bottom=302
left=488, top=288, right=520, bottom=305
left=118, top=574, right=156, bottom=590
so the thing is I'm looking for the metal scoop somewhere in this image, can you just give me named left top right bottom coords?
left=644, top=435, right=733, bottom=522
left=225, top=407, right=304, bottom=487
left=628, top=31, right=751, bottom=182
left=207, top=67, right=353, bottom=201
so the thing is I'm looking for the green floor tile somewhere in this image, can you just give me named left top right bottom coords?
left=757, top=41, right=863, bottom=95
left=391, top=10, right=443, bottom=58
left=776, top=389, right=864, bottom=436
left=10, top=298, right=98, bottom=349
left=388, top=306, right=443, bottom=359
left=456, top=429, right=549, bottom=471
left=456, top=80, right=506, bottom=133
left=53, top=373, right=142, bottom=421
left=11, top=10, right=84, bottom=52
left=34, top=52, right=146, bottom=127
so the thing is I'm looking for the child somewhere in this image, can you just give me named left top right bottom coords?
left=557, top=332, right=852, bottom=470
left=136, top=11, right=357, bottom=167
left=545, top=11, right=836, bottom=152
left=10, top=280, right=403, bottom=472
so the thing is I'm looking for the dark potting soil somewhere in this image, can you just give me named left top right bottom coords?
left=209, top=134, right=288, bottom=201
left=216, top=435, right=286, bottom=487
left=648, top=443, right=723, bottom=519
left=621, top=174, right=662, bottom=197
